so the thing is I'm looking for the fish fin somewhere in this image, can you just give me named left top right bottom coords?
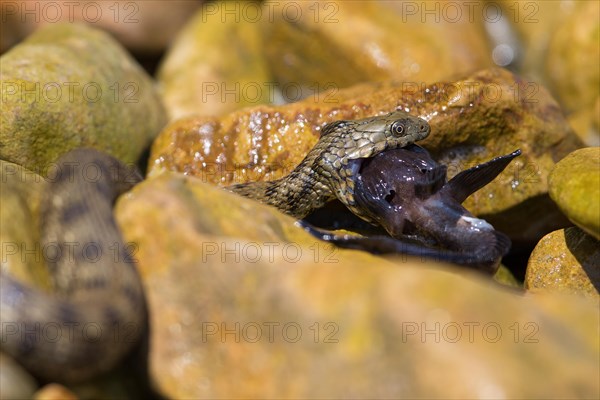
left=320, top=120, right=347, bottom=136
left=414, top=165, right=447, bottom=199
left=297, top=221, right=509, bottom=273
left=443, top=149, right=521, bottom=203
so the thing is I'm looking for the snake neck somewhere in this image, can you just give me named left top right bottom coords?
left=227, top=166, right=334, bottom=219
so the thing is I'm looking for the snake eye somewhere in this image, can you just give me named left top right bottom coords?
left=391, top=121, right=405, bottom=135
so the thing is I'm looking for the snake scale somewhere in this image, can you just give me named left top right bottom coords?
left=0, top=110, right=430, bottom=383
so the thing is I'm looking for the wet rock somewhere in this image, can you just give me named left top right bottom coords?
left=549, top=147, right=600, bottom=240
left=0, top=160, right=50, bottom=289
left=0, top=353, right=37, bottom=399
left=115, top=172, right=599, bottom=398
left=149, top=67, right=582, bottom=245
left=545, top=1, right=600, bottom=114
left=157, top=3, right=271, bottom=119
left=0, top=1, right=202, bottom=54
left=0, top=23, right=167, bottom=174
left=261, top=0, right=492, bottom=97
left=526, top=227, right=599, bottom=298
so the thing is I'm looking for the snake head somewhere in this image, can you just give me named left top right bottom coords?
left=317, top=110, right=430, bottom=210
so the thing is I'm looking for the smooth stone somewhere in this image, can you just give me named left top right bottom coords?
left=261, top=0, right=492, bottom=96
left=148, top=67, right=582, bottom=246
left=115, top=173, right=599, bottom=398
left=157, top=4, right=271, bottom=119
left=526, top=227, right=599, bottom=298
left=0, top=23, right=167, bottom=173
left=0, top=1, right=202, bottom=54
left=549, top=147, right=600, bottom=240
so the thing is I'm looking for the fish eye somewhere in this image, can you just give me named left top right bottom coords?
left=391, top=121, right=405, bottom=135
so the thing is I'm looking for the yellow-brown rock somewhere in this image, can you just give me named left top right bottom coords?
left=115, top=172, right=600, bottom=399
left=149, top=68, right=582, bottom=244
left=526, top=227, right=599, bottom=298
left=157, top=2, right=271, bottom=119
left=261, top=0, right=492, bottom=95
left=549, top=147, right=600, bottom=240
left=545, top=1, right=599, bottom=113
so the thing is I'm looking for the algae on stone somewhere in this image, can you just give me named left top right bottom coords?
left=0, top=23, right=167, bottom=173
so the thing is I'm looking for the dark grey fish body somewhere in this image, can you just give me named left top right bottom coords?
left=302, top=145, right=521, bottom=272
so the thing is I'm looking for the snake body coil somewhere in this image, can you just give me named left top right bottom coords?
left=1, top=149, right=146, bottom=383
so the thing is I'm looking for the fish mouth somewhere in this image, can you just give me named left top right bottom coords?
left=344, top=145, right=513, bottom=271
left=347, top=144, right=444, bottom=237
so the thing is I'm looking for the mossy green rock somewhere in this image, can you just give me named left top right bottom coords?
left=115, top=173, right=599, bottom=398
left=0, top=23, right=167, bottom=173
left=526, top=227, right=599, bottom=298
left=549, top=148, right=600, bottom=240
left=158, top=3, right=271, bottom=119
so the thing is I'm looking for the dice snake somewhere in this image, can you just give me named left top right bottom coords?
left=1, top=110, right=519, bottom=384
